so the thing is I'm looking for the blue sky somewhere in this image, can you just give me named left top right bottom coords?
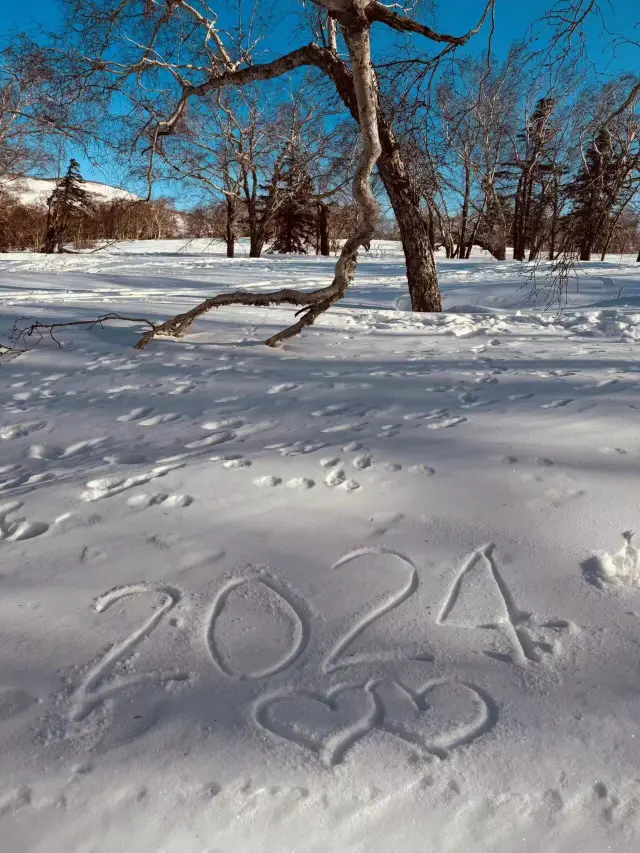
left=5, top=0, right=639, bottom=203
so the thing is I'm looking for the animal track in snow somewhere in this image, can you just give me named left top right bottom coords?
left=311, top=403, right=369, bottom=418
left=268, top=441, right=326, bottom=457
left=408, top=464, right=436, bottom=475
left=541, top=399, right=573, bottom=409
left=286, top=478, right=315, bottom=490
left=116, top=407, right=154, bottom=422
left=267, top=383, right=299, bottom=394
left=321, top=422, right=366, bottom=435
left=80, top=461, right=186, bottom=502
left=253, top=475, right=282, bottom=488
left=352, top=454, right=373, bottom=470
left=186, top=431, right=235, bottom=449
left=427, top=416, right=467, bottom=430
left=342, top=442, right=362, bottom=452
left=0, top=469, right=59, bottom=495
left=0, top=421, right=47, bottom=440
left=117, top=406, right=181, bottom=426
left=126, top=493, right=193, bottom=509
left=320, top=456, right=341, bottom=469
left=0, top=500, right=49, bottom=542
left=324, top=468, right=346, bottom=487
left=495, top=455, right=555, bottom=467
left=222, top=457, right=252, bottom=469
left=201, top=418, right=246, bottom=432
left=137, top=412, right=181, bottom=427
left=28, top=437, right=107, bottom=460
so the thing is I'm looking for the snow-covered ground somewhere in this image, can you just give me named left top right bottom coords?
left=2, top=240, right=640, bottom=852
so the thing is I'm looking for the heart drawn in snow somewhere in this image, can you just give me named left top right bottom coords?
left=255, top=685, right=377, bottom=768
left=255, top=678, right=497, bottom=767
left=371, top=679, right=497, bottom=758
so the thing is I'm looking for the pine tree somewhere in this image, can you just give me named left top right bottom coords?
left=42, top=159, right=93, bottom=253
left=269, top=160, right=318, bottom=254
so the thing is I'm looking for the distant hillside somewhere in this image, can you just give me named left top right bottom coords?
left=2, top=176, right=138, bottom=207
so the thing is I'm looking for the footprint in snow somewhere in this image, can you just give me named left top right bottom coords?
left=126, top=493, right=193, bottom=509
left=540, top=400, right=573, bottom=409
left=116, top=407, right=154, bottom=423
left=324, top=468, right=360, bottom=491
left=253, top=476, right=282, bottom=488
left=320, top=456, right=341, bottom=468
left=28, top=438, right=107, bottom=460
left=0, top=421, right=47, bottom=440
left=286, top=478, right=315, bottom=490
left=342, top=442, right=362, bottom=452
left=427, top=416, right=467, bottom=430
left=352, top=454, right=373, bottom=470
left=0, top=500, right=49, bottom=542
left=267, top=383, right=299, bottom=394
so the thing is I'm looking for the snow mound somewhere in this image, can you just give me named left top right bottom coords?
left=2, top=176, right=138, bottom=207
left=592, top=533, right=640, bottom=588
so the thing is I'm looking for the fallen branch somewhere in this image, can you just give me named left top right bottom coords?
left=7, top=313, right=158, bottom=351
left=135, top=284, right=346, bottom=349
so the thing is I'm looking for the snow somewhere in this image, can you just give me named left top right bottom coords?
left=2, top=239, right=640, bottom=851
left=2, top=176, right=138, bottom=207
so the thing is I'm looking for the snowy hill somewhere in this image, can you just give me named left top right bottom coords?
left=2, top=175, right=138, bottom=207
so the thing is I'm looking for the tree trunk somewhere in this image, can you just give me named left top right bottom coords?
left=318, top=202, right=330, bottom=256
left=456, top=165, right=471, bottom=258
left=474, top=237, right=505, bottom=261
left=249, top=234, right=264, bottom=257
left=427, top=207, right=436, bottom=252
left=321, top=49, right=441, bottom=311
left=225, top=197, right=236, bottom=258
left=636, top=249, right=640, bottom=262
left=548, top=189, right=559, bottom=261
left=465, top=217, right=481, bottom=259
left=512, top=175, right=525, bottom=261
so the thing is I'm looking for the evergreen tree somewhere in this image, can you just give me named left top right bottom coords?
left=269, top=160, right=317, bottom=254
left=42, top=159, right=93, bottom=253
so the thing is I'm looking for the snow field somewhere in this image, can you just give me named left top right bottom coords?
left=2, top=241, right=640, bottom=851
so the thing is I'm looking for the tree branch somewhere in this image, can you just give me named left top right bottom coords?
left=365, top=0, right=494, bottom=45
left=7, top=314, right=157, bottom=351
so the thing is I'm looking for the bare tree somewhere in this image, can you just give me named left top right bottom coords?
left=47, top=0, right=493, bottom=348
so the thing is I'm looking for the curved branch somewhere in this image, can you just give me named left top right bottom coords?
left=365, top=0, right=494, bottom=45
left=138, top=6, right=383, bottom=351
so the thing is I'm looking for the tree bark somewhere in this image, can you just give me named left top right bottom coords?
left=318, top=202, right=330, bottom=256
left=225, top=196, right=236, bottom=258
left=456, top=165, right=471, bottom=258
left=319, top=48, right=441, bottom=311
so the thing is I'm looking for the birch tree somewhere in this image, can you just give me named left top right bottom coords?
left=55, top=0, right=493, bottom=348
